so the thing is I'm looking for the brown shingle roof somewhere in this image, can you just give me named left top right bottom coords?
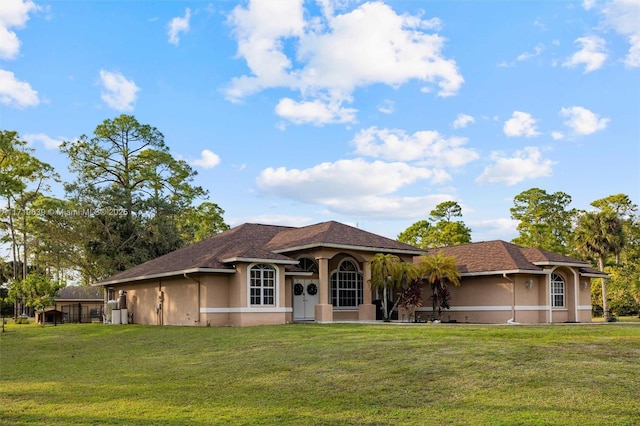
left=96, top=221, right=424, bottom=285
left=431, top=240, right=603, bottom=276
left=267, top=221, right=423, bottom=253
left=56, top=286, right=103, bottom=300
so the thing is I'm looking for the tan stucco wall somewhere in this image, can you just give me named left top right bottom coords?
left=106, top=263, right=297, bottom=326
left=115, top=280, right=161, bottom=325
left=333, top=310, right=359, bottom=321
left=412, top=268, right=593, bottom=324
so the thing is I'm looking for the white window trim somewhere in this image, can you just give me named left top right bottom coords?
left=550, top=272, right=565, bottom=308
left=330, top=257, right=363, bottom=309
left=247, top=263, right=279, bottom=308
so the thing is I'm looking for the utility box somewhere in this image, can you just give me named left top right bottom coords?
left=117, top=290, right=127, bottom=310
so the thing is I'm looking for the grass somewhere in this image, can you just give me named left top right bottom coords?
left=591, top=315, right=640, bottom=323
left=1, top=322, right=639, bottom=425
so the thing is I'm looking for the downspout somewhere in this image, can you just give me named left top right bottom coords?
left=103, top=288, right=109, bottom=324
left=184, top=273, right=201, bottom=325
left=572, top=268, right=579, bottom=323
left=547, top=271, right=553, bottom=324
left=503, top=273, right=515, bottom=322
left=158, top=280, right=163, bottom=326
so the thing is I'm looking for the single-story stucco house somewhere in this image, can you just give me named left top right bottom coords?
left=94, top=221, right=606, bottom=326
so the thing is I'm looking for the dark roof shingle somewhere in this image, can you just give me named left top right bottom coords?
left=432, top=240, right=602, bottom=276
left=96, top=221, right=424, bottom=285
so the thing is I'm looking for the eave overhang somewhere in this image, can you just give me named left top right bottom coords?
left=459, top=269, right=548, bottom=277
left=532, top=261, right=590, bottom=268
left=579, top=272, right=611, bottom=278
left=221, top=257, right=300, bottom=265
left=285, top=271, right=314, bottom=276
left=93, top=267, right=236, bottom=287
left=273, top=243, right=426, bottom=257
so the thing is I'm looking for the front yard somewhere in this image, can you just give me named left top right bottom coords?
left=1, top=322, right=638, bottom=425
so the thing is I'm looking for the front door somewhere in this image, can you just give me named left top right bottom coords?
left=293, top=279, right=319, bottom=321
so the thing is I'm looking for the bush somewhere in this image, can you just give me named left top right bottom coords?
left=15, top=315, right=29, bottom=324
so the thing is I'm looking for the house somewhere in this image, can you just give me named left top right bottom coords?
left=94, top=221, right=424, bottom=326
left=93, top=221, right=605, bottom=326
left=37, top=286, right=104, bottom=324
left=422, top=241, right=607, bottom=323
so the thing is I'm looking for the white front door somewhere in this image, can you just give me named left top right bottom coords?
left=293, top=279, right=319, bottom=321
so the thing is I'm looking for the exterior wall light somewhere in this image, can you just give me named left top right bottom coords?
left=581, top=281, right=589, bottom=289
left=525, top=279, right=534, bottom=289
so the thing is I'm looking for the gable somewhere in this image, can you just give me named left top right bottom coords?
left=95, top=221, right=424, bottom=286
left=431, top=240, right=604, bottom=277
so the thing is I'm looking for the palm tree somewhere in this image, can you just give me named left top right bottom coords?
left=417, top=251, right=461, bottom=321
left=369, top=253, right=415, bottom=321
left=574, top=210, right=625, bottom=322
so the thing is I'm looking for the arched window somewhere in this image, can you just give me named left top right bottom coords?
left=330, top=259, right=363, bottom=308
left=298, top=257, right=318, bottom=273
left=249, top=264, right=276, bottom=306
left=551, top=273, right=565, bottom=308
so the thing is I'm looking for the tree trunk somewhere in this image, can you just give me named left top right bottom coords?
left=598, top=256, right=609, bottom=322
left=22, top=208, right=27, bottom=280
left=431, top=281, right=438, bottom=320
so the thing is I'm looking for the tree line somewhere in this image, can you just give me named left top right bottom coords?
left=397, top=190, right=640, bottom=319
left=1, top=115, right=229, bottom=317
left=1, top=115, right=638, bottom=320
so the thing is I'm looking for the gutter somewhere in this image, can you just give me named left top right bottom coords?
left=93, top=267, right=235, bottom=287
left=459, top=269, right=548, bottom=277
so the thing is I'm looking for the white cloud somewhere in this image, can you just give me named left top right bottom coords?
left=168, top=8, right=191, bottom=46
left=352, top=127, right=479, bottom=167
left=582, top=0, right=597, bottom=10
left=516, top=43, right=544, bottom=62
left=226, top=1, right=463, bottom=123
left=563, top=36, right=607, bottom=72
left=602, top=0, right=640, bottom=67
left=503, top=111, right=540, bottom=137
left=560, top=106, right=609, bottom=135
left=0, top=68, right=38, bottom=108
left=476, top=146, right=554, bottom=186
left=319, top=194, right=454, bottom=219
left=625, top=34, right=640, bottom=67
left=498, top=44, right=544, bottom=67
left=378, top=99, right=394, bottom=115
left=452, top=113, right=475, bottom=129
left=192, top=149, right=221, bottom=169
left=0, top=0, right=38, bottom=60
left=551, top=131, right=565, bottom=140
left=231, top=214, right=314, bottom=229
left=275, top=97, right=357, bottom=125
left=470, top=218, right=519, bottom=242
left=99, top=70, right=140, bottom=111
left=23, top=133, right=63, bottom=149
left=257, top=158, right=450, bottom=214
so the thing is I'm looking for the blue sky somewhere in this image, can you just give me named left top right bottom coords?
left=1, top=0, right=639, bottom=241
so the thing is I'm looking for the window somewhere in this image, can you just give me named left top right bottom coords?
left=298, top=257, right=318, bottom=273
left=250, top=264, right=276, bottom=306
left=330, top=259, right=363, bottom=308
left=551, top=273, right=565, bottom=307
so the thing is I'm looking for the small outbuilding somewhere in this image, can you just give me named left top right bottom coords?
left=36, top=308, right=64, bottom=324
left=37, top=286, right=105, bottom=324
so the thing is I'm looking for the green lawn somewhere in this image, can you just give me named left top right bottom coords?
left=1, top=322, right=639, bottom=425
